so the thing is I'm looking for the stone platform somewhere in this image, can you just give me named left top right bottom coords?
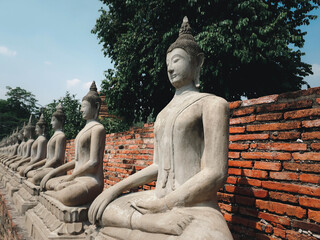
left=26, top=193, right=89, bottom=240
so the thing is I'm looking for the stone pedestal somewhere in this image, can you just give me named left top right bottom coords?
left=26, top=193, right=89, bottom=240
left=12, top=180, right=39, bottom=214
left=6, top=172, right=23, bottom=197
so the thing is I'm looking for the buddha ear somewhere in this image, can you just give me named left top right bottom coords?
left=197, top=53, right=204, bottom=68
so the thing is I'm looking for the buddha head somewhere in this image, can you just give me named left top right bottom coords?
left=166, top=16, right=204, bottom=89
left=51, top=103, right=65, bottom=130
left=81, top=81, right=101, bottom=120
left=24, top=115, right=35, bottom=139
left=35, top=114, right=46, bottom=136
left=18, top=124, right=25, bottom=141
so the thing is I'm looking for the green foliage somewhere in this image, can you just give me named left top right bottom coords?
left=100, top=117, right=130, bottom=134
left=43, top=92, right=85, bottom=140
left=94, top=0, right=319, bottom=123
left=0, top=86, right=40, bottom=140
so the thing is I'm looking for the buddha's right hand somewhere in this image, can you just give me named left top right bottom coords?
left=23, top=165, right=33, bottom=176
left=40, top=172, right=54, bottom=191
left=88, top=188, right=116, bottom=225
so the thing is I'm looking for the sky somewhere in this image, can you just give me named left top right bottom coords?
left=0, top=1, right=319, bottom=107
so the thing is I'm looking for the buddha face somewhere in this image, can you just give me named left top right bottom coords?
left=35, top=125, right=44, bottom=135
left=166, top=48, right=196, bottom=89
left=80, top=100, right=97, bottom=120
left=51, top=116, right=62, bottom=131
left=24, top=128, right=31, bottom=138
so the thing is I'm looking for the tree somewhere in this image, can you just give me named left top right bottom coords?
left=93, top=0, right=319, bottom=123
left=43, top=92, right=85, bottom=140
left=0, top=86, right=40, bottom=140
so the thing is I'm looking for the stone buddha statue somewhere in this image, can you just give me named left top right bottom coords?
left=0, top=129, right=19, bottom=161
left=88, top=17, right=233, bottom=240
left=16, top=114, right=48, bottom=175
left=2, top=126, right=24, bottom=164
left=40, top=82, right=106, bottom=207
left=6, top=116, right=35, bottom=168
left=23, top=103, right=66, bottom=185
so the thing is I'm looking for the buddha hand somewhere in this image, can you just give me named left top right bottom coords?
left=132, top=198, right=168, bottom=215
left=22, top=165, right=33, bottom=177
left=40, top=171, right=55, bottom=190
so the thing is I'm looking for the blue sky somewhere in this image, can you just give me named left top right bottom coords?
left=0, top=1, right=319, bottom=106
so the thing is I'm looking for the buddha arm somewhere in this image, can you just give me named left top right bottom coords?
left=49, top=160, right=76, bottom=177
left=164, top=97, right=229, bottom=209
left=45, top=135, right=66, bottom=168
left=30, top=138, right=47, bottom=164
left=28, top=159, right=47, bottom=169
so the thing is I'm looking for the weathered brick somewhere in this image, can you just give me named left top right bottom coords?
left=238, top=207, right=258, bottom=217
left=230, top=115, right=256, bottom=125
left=283, top=162, right=320, bottom=173
left=284, top=108, right=320, bottom=119
left=317, top=98, right=320, bottom=105
left=247, top=122, right=301, bottom=132
left=254, top=162, right=282, bottom=171
left=232, top=107, right=255, bottom=116
left=242, top=169, right=268, bottom=179
left=309, top=209, right=320, bottom=223
left=269, top=171, right=298, bottom=180
left=299, top=196, right=320, bottom=208
left=228, top=160, right=252, bottom=168
left=291, top=219, right=320, bottom=234
left=256, top=113, right=283, bottom=121
left=256, top=142, right=307, bottom=151
left=229, top=101, right=241, bottom=109
left=218, top=202, right=238, bottom=213
left=229, top=143, right=249, bottom=150
left=226, top=176, right=237, bottom=184
left=230, top=134, right=269, bottom=141
left=274, top=228, right=286, bottom=238
left=228, top=168, right=242, bottom=175
left=225, top=185, right=268, bottom=198
left=256, top=199, right=306, bottom=218
left=229, top=126, right=246, bottom=134
left=311, top=143, right=320, bottom=151
left=256, top=99, right=313, bottom=113
left=292, top=152, right=320, bottom=161
left=258, top=212, right=291, bottom=226
left=262, top=181, right=320, bottom=197
left=302, top=131, right=320, bottom=140
left=217, top=192, right=235, bottom=203
left=241, top=152, right=291, bottom=161
left=302, top=119, right=320, bottom=128
left=299, top=173, right=320, bottom=184
left=228, top=152, right=240, bottom=159
left=235, top=195, right=256, bottom=206
left=286, top=230, right=318, bottom=240
left=269, top=191, right=298, bottom=203
left=237, top=177, right=261, bottom=187
left=270, top=131, right=301, bottom=140
left=242, top=94, right=279, bottom=107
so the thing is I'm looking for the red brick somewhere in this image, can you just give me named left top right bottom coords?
left=241, top=152, right=291, bottom=161
left=218, top=202, right=238, bottom=212
left=270, top=131, right=301, bottom=140
left=226, top=176, right=237, bottom=184
left=299, top=196, right=320, bottom=208
left=228, top=152, right=240, bottom=159
left=299, top=173, right=320, bottom=184
left=309, top=209, right=320, bottom=223
left=302, top=131, right=320, bottom=140
left=242, top=169, right=268, bottom=179
left=228, top=160, right=252, bottom=168
left=292, top=219, right=320, bottom=234
left=254, top=162, right=282, bottom=171
left=317, top=98, right=320, bottom=105
left=256, top=199, right=306, bottom=218
left=311, top=143, right=320, bottom=151
left=284, top=108, right=320, bottom=119
left=230, top=133, right=269, bottom=141
left=230, top=115, right=255, bottom=125
left=229, top=126, right=246, bottom=134
left=256, top=113, right=283, bottom=121
left=269, top=171, right=298, bottom=180
left=269, top=191, right=298, bottom=203
left=258, top=212, right=291, bottom=226
left=292, top=152, right=320, bottom=161
left=274, top=228, right=286, bottom=238
left=283, top=162, right=320, bottom=173
left=302, top=119, right=320, bottom=128
left=232, top=107, right=255, bottom=116
left=262, top=181, right=320, bottom=197
left=242, top=94, right=278, bottom=107
left=228, top=168, right=242, bottom=175
left=250, top=143, right=257, bottom=149
left=247, top=122, right=301, bottom=132
left=238, top=207, right=258, bottom=217
left=256, top=142, right=307, bottom=151
left=229, top=101, right=241, bottom=109
left=256, top=99, right=313, bottom=113
left=217, top=192, right=235, bottom=203
left=229, top=143, right=249, bottom=150
left=235, top=195, right=256, bottom=206
left=223, top=212, right=232, bottom=222
left=225, top=185, right=268, bottom=198
left=286, top=230, right=318, bottom=240
left=237, top=177, right=261, bottom=187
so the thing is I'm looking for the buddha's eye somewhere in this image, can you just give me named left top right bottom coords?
left=173, top=58, right=180, bottom=63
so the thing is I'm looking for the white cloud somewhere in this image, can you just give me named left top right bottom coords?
left=311, top=64, right=320, bottom=78
left=82, top=81, right=92, bottom=90
left=304, top=63, right=320, bottom=88
left=44, top=61, right=52, bottom=65
left=66, top=78, right=81, bottom=88
left=0, top=46, right=17, bottom=57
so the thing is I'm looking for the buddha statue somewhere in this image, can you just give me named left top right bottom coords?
left=2, top=125, right=25, bottom=165
left=6, top=116, right=35, bottom=168
left=22, top=103, right=66, bottom=185
left=16, top=114, right=48, bottom=174
left=88, top=17, right=233, bottom=240
left=40, top=82, right=106, bottom=207
left=0, top=129, right=19, bottom=162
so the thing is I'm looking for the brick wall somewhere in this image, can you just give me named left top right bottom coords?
left=65, top=87, right=320, bottom=240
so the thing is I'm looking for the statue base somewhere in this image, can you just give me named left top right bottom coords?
left=26, top=192, right=89, bottom=240
left=6, top=172, right=23, bottom=197
left=12, top=180, right=39, bottom=214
